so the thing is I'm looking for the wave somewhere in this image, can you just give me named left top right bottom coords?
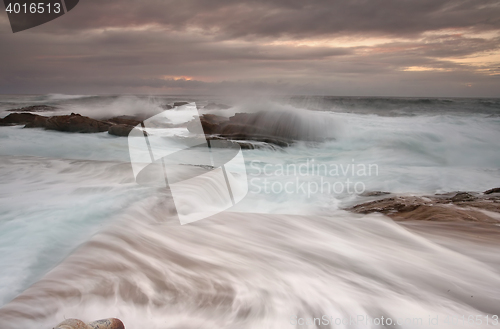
left=285, top=96, right=500, bottom=116
left=46, top=94, right=97, bottom=101
left=1, top=97, right=500, bottom=328
left=202, top=101, right=341, bottom=142
left=1, top=191, right=500, bottom=328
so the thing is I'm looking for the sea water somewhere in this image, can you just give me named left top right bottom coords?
left=0, top=95, right=499, bottom=328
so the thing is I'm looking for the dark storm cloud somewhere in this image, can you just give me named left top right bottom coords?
left=44, top=0, right=500, bottom=38
left=0, top=0, right=499, bottom=96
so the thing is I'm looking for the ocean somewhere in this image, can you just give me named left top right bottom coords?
left=0, top=94, right=500, bottom=328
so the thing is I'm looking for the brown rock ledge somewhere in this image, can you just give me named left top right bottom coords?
left=347, top=190, right=500, bottom=223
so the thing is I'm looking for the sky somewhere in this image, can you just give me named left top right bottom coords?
left=0, top=0, right=499, bottom=97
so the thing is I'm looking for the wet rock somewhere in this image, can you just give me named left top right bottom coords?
left=173, top=101, right=189, bottom=107
left=7, top=104, right=57, bottom=112
left=0, top=112, right=43, bottom=126
left=108, top=124, right=135, bottom=137
left=187, top=114, right=228, bottom=135
left=451, top=192, right=477, bottom=202
left=54, top=318, right=125, bottom=329
left=359, top=191, right=391, bottom=197
left=87, top=318, right=125, bottom=329
left=106, top=116, right=142, bottom=127
left=484, top=188, right=500, bottom=195
left=24, top=115, right=48, bottom=128
left=35, top=113, right=111, bottom=133
left=207, top=136, right=284, bottom=150
left=54, top=318, right=88, bottom=329
left=187, top=111, right=327, bottom=147
left=348, top=193, right=500, bottom=223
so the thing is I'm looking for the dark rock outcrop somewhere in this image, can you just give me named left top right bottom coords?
left=187, top=114, right=228, bottom=135
left=484, top=188, right=500, bottom=195
left=1, top=112, right=149, bottom=137
left=106, top=116, right=142, bottom=127
left=108, top=124, right=135, bottom=137
left=173, top=102, right=189, bottom=107
left=0, top=113, right=43, bottom=126
left=24, top=115, right=48, bottom=128
left=188, top=114, right=292, bottom=147
left=45, top=113, right=111, bottom=133
left=25, top=113, right=111, bottom=133
left=7, top=105, right=57, bottom=112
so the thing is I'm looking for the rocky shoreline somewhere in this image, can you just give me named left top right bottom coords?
left=3, top=104, right=499, bottom=226
left=0, top=103, right=333, bottom=148
left=0, top=110, right=142, bottom=136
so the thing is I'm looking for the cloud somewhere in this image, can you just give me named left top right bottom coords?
left=41, top=0, right=500, bottom=38
left=0, top=0, right=499, bottom=96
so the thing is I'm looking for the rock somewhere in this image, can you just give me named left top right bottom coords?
left=24, top=115, right=48, bottom=128
left=217, top=132, right=291, bottom=147
left=161, top=104, right=173, bottom=110
left=106, top=116, right=142, bottom=127
left=347, top=192, right=500, bottom=222
left=359, top=191, right=391, bottom=197
left=187, top=114, right=228, bottom=135
left=451, top=192, right=477, bottom=202
left=186, top=111, right=327, bottom=147
left=206, top=136, right=283, bottom=150
left=54, top=318, right=89, bottom=329
left=39, top=113, right=111, bottom=133
left=7, top=104, right=57, bottom=112
left=87, top=318, right=125, bottom=329
left=54, top=318, right=124, bottom=329
left=204, top=102, right=231, bottom=110
left=108, top=124, right=135, bottom=137
left=173, top=102, right=189, bottom=107
left=0, top=112, right=43, bottom=126
left=484, top=188, right=500, bottom=195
